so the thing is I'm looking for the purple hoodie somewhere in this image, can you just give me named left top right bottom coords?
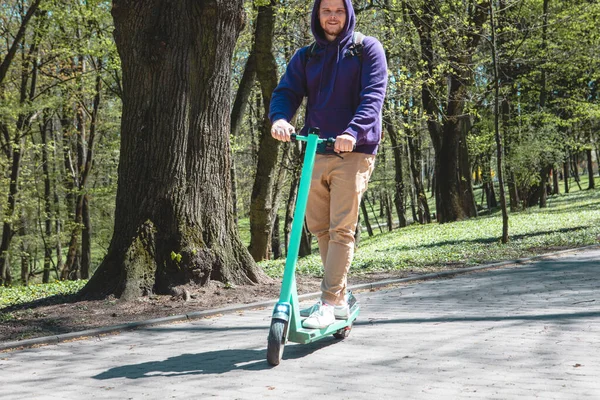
left=269, top=0, right=388, bottom=155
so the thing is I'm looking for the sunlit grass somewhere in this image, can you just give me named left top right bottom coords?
left=259, top=182, right=600, bottom=278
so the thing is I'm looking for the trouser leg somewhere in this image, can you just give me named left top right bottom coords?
left=307, top=153, right=376, bottom=306
left=305, top=155, right=331, bottom=267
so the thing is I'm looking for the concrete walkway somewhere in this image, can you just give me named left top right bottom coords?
left=2, top=248, right=600, bottom=399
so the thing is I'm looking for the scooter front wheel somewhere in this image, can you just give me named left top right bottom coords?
left=266, top=319, right=287, bottom=366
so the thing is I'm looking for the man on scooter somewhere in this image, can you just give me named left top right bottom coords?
left=269, top=0, right=387, bottom=328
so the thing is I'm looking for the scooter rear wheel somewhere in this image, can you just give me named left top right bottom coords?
left=333, top=323, right=352, bottom=339
left=267, top=320, right=287, bottom=366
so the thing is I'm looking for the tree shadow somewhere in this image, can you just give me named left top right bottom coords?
left=1, top=294, right=78, bottom=313
left=93, top=337, right=339, bottom=379
left=386, top=226, right=590, bottom=252
left=353, top=310, right=600, bottom=326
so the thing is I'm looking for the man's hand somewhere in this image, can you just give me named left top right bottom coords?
left=271, top=119, right=295, bottom=142
left=334, top=133, right=356, bottom=153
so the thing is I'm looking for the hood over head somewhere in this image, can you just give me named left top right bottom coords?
left=311, top=0, right=356, bottom=46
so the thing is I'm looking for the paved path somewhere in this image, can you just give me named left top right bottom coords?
left=2, top=248, right=600, bottom=399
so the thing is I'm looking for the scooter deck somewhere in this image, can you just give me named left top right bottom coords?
left=287, top=304, right=360, bottom=344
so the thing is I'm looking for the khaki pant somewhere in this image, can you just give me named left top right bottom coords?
left=306, top=152, right=376, bottom=306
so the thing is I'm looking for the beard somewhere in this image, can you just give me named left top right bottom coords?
left=321, top=21, right=344, bottom=38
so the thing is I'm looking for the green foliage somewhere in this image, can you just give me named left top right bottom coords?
left=0, top=280, right=87, bottom=308
left=259, top=184, right=600, bottom=278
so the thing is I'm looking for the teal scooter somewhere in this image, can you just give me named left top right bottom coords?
left=266, top=127, right=359, bottom=366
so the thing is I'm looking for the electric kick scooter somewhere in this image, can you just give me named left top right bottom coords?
left=266, top=127, right=359, bottom=366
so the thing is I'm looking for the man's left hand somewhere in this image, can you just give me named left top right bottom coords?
left=334, top=133, right=356, bottom=153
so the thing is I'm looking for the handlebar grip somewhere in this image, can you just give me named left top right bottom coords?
left=291, top=133, right=297, bottom=142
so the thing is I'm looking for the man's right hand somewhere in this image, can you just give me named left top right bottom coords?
left=271, top=119, right=295, bottom=142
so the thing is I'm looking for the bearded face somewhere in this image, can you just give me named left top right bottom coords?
left=319, top=0, right=346, bottom=41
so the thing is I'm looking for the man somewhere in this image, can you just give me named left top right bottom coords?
left=269, top=0, right=387, bottom=329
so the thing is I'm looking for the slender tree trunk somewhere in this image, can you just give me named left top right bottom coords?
left=406, top=133, right=430, bottom=223
left=0, top=141, right=23, bottom=286
left=0, top=0, right=42, bottom=86
left=53, top=130, right=64, bottom=275
left=81, top=194, right=91, bottom=279
left=502, top=99, right=519, bottom=211
left=539, top=166, right=551, bottom=208
left=552, top=166, right=560, bottom=195
left=490, top=1, right=509, bottom=243
left=271, top=214, right=281, bottom=259
left=80, top=0, right=265, bottom=300
left=229, top=30, right=258, bottom=224
left=587, top=149, right=595, bottom=189
left=298, top=221, right=312, bottom=258
left=0, top=31, right=38, bottom=285
left=385, top=191, right=393, bottom=232
left=360, top=199, right=373, bottom=237
left=563, top=159, right=570, bottom=194
left=572, top=153, right=582, bottom=190
left=284, top=144, right=302, bottom=255
left=385, top=102, right=407, bottom=227
left=230, top=52, right=257, bottom=138
left=249, top=1, right=281, bottom=261
left=41, top=117, right=52, bottom=283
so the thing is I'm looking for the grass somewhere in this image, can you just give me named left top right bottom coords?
left=2, top=176, right=598, bottom=308
left=259, top=179, right=600, bottom=279
left=0, top=280, right=87, bottom=309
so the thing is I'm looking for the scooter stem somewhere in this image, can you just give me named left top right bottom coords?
left=279, top=133, right=320, bottom=304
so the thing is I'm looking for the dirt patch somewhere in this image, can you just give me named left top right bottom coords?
left=0, top=258, right=552, bottom=345
left=0, top=269, right=436, bottom=344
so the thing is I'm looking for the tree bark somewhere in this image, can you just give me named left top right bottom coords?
left=552, top=166, right=559, bottom=195
left=0, top=0, right=42, bottom=86
left=249, top=1, right=282, bottom=261
left=490, top=1, right=509, bottom=243
left=360, top=199, right=373, bottom=237
left=80, top=0, right=265, bottom=300
left=586, top=149, right=595, bottom=189
left=81, top=194, right=92, bottom=279
left=563, top=159, right=570, bottom=194
left=408, top=1, right=482, bottom=223
left=539, top=166, right=551, bottom=208
left=41, top=117, right=53, bottom=283
left=406, top=132, right=431, bottom=223
left=385, top=101, right=407, bottom=227
left=0, top=27, right=39, bottom=286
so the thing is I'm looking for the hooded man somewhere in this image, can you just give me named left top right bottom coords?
left=269, top=0, right=387, bottom=329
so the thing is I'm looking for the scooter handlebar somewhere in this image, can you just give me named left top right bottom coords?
left=290, top=133, right=335, bottom=146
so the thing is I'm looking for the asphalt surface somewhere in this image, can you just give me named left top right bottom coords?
left=1, top=248, right=600, bottom=399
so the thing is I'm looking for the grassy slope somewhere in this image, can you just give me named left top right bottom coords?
left=2, top=177, right=599, bottom=307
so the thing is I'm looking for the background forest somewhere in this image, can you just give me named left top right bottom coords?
left=0, top=0, right=599, bottom=288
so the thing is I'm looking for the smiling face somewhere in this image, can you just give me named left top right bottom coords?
left=319, top=0, right=347, bottom=42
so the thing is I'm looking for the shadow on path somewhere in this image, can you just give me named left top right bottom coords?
left=93, top=338, right=339, bottom=379
left=354, top=309, right=600, bottom=326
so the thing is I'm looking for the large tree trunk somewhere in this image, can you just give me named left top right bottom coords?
left=410, top=1, right=482, bottom=223
left=80, top=0, right=265, bottom=300
left=249, top=1, right=281, bottom=261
